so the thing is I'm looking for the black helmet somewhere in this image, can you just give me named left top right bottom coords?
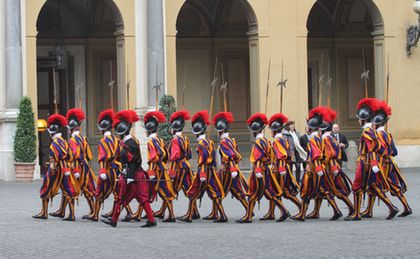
left=213, top=112, right=234, bottom=132
left=47, top=124, right=61, bottom=135
left=145, top=118, right=158, bottom=132
left=115, top=120, right=131, bottom=136
left=269, top=121, right=283, bottom=132
left=372, top=111, right=388, bottom=125
left=192, top=120, right=207, bottom=135
left=68, top=118, right=80, bottom=130
left=215, top=118, right=228, bottom=132
left=356, top=106, right=373, bottom=120
left=97, top=119, right=112, bottom=131
left=249, top=120, right=265, bottom=132
left=171, top=119, right=184, bottom=132
left=307, top=115, right=323, bottom=130
left=191, top=110, right=210, bottom=135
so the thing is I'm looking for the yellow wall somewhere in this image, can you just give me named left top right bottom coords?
left=165, top=0, right=420, bottom=145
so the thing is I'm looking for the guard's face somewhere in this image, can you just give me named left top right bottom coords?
left=271, top=130, right=275, bottom=138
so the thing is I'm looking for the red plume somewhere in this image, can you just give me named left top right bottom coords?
left=378, top=101, right=392, bottom=116
left=247, top=113, right=268, bottom=126
left=113, top=110, right=139, bottom=127
left=192, top=110, right=210, bottom=125
left=212, top=112, right=234, bottom=125
left=66, top=108, right=85, bottom=122
left=325, top=108, right=337, bottom=123
left=47, top=114, right=68, bottom=127
left=269, top=113, right=288, bottom=126
left=144, top=111, right=166, bottom=123
left=170, top=110, right=190, bottom=123
left=308, top=106, right=330, bottom=120
left=357, top=98, right=380, bottom=112
left=98, top=109, right=115, bottom=123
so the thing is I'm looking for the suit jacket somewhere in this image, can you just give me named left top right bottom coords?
left=299, top=134, right=309, bottom=153
left=331, top=133, right=349, bottom=162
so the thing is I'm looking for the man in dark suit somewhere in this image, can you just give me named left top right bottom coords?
left=298, top=126, right=310, bottom=181
left=332, top=124, right=349, bottom=167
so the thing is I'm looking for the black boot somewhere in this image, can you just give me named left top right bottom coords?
left=141, top=220, right=157, bottom=228
left=101, top=217, right=117, bottom=227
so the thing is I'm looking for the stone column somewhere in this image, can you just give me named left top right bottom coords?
left=135, top=0, right=149, bottom=167
left=147, top=0, right=165, bottom=107
left=1, top=0, right=24, bottom=181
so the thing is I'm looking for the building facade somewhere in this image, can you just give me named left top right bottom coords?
left=0, top=0, right=419, bottom=180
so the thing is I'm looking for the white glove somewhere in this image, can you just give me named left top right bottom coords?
left=64, top=171, right=71, bottom=177
left=279, top=171, right=287, bottom=176
left=74, top=172, right=80, bottom=179
left=149, top=175, right=156, bottom=180
left=372, top=166, right=380, bottom=173
left=231, top=171, right=238, bottom=179
left=127, top=178, right=134, bottom=184
left=100, top=173, right=107, bottom=180
left=317, top=171, right=324, bottom=176
left=333, top=170, right=339, bottom=176
left=121, top=168, right=127, bottom=175
left=200, top=177, right=206, bottom=182
left=255, top=172, right=263, bottom=179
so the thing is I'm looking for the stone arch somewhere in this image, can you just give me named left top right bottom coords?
left=306, top=0, right=385, bottom=135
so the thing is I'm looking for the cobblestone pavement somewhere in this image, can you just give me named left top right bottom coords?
left=0, top=169, right=419, bottom=259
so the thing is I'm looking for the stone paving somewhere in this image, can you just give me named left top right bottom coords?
left=0, top=169, right=419, bottom=258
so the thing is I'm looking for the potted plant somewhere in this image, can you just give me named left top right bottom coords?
left=13, top=96, right=37, bottom=182
left=158, top=95, right=176, bottom=145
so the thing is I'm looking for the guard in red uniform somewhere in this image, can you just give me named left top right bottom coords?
left=345, top=98, right=399, bottom=221
left=85, top=110, right=119, bottom=221
left=64, top=109, right=97, bottom=219
left=361, top=101, right=412, bottom=218
left=178, top=110, right=227, bottom=223
left=144, top=111, right=177, bottom=222
left=291, top=107, right=342, bottom=221
left=206, top=112, right=248, bottom=219
left=33, top=114, right=79, bottom=220
left=236, top=113, right=290, bottom=223
left=102, top=110, right=156, bottom=228
left=306, top=108, right=354, bottom=218
left=166, top=110, right=200, bottom=220
left=263, top=113, right=301, bottom=220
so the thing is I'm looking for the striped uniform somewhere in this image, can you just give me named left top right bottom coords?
left=187, top=137, right=224, bottom=200
left=69, top=133, right=96, bottom=199
left=271, top=135, right=300, bottom=208
left=168, top=134, right=194, bottom=195
left=95, top=133, right=120, bottom=202
left=218, top=135, right=248, bottom=206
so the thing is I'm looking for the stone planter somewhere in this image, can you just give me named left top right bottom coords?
left=14, top=162, right=35, bottom=182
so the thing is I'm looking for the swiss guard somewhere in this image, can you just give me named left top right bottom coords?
left=211, top=112, right=248, bottom=218
left=361, top=101, right=412, bottom=218
left=85, top=110, right=118, bottom=221
left=167, top=110, right=200, bottom=220
left=345, top=98, right=398, bottom=221
left=144, top=111, right=177, bottom=222
left=291, top=107, right=342, bottom=221
left=64, top=108, right=97, bottom=220
left=315, top=108, right=354, bottom=218
left=33, top=114, right=79, bottom=220
left=266, top=113, right=301, bottom=220
left=102, top=110, right=156, bottom=228
left=237, top=113, right=289, bottom=223
left=178, top=110, right=227, bottom=223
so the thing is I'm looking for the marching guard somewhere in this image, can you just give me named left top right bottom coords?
left=144, top=111, right=177, bottom=222
left=33, top=114, right=79, bottom=220
left=361, top=101, right=412, bottom=218
left=345, top=98, right=399, bottom=221
left=237, top=113, right=290, bottom=223
left=85, top=110, right=119, bottom=221
left=291, top=107, right=342, bottom=221
left=307, top=108, right=354, bottom=218
left=102, top=110, right=156, bottom=227
left=166, top=110, right=200, bottom=219
left=210, top=112, right=249, bottom=218
left=65, top=108, right=97, bottom=219
left=178, top=110, right=227, bottom=223
left=264, top=113, right=301, bottom=220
